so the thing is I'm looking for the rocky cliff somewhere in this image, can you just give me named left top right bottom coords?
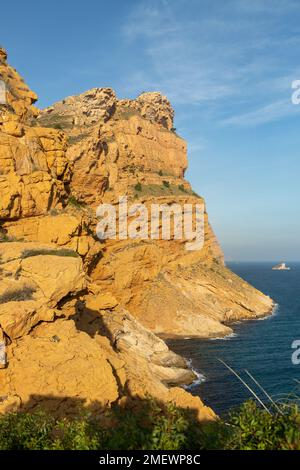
left=0, top=48, right=273, bottom=419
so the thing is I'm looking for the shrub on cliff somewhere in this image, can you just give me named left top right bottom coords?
left=0, top=410, right=55, bottom=450
left=0, top=399, right=299, bottom=450
left=0, top=410, right=100, bottom=450
left=68, top=195, right=86, bottom=209
left=0, top=400, right=195, bottom=450
left=226, top=400, right=300, bottom=450
left=0, top=286, right=36, bottom=304
left=197, top=400, right=300, bottom=450
left=21, top=248, right=79, bottom=259
left=134, top=182, right=142, bottom=192
left=104, top=401, right=192, bottom=450
left=178, top=184, right=187, bottom=193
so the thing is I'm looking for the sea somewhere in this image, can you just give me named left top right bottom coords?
left=168, top=262, right=300, bottom=417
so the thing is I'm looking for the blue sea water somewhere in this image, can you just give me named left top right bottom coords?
left=168, top=262, right=300, bottom=416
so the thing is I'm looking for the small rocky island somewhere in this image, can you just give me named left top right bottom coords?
left=272, top=262, right=291, bottom=270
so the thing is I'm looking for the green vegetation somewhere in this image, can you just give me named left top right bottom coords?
left=0, top=227, right=22, bottom=243
left=178, top=184, right=187, bottom=193
left=0, top=286, right=36, bottom=304
left=200, top=400, right=300, bottom=450
left=156, top=169, right=176, bottom=177
left=68, top=132, right=90, bottom=145
left=68, top=195, right=86, bottom=209
left=0, top=399, right=299, bottom=450
left=0, top=401, right=194, bottom=450
left=227, top=401, right=300, bottom=450
left=0, top=234, right=19, bottom=243
left=37, top=113, right=74, bottom=131
left=21, top=248, right=79, bottom=259
left=134, top=182, right=142, bottom=192
left=132, top=183, right=199, bottom=199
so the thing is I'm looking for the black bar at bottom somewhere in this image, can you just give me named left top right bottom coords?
left=0, top=450, right=299, bottom=467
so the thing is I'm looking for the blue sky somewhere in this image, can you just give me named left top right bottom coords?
left=1, top=0, right=300, bottom=260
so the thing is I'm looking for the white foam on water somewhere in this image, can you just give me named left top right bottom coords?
left=209, top=332, right=238, bottom=341
left=179, top=303, right=280, bottom=391
left=184, top=359, right=206, bottom=389
left=208, top=303, right=279, bottom=341
left=257, top=303, right=279, bottom=320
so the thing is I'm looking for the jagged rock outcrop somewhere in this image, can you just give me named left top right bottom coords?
left=0, top=48, right=273, bottom=419
left=38, top=87, right=117, bottom=129
left=119, top=91, right=175, bottom=130
left=0, top=47, right=37, bottom=123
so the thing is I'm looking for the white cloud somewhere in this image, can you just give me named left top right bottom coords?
left=122, top=0, right=300, bottom=127
left=221, top=99, right=300, bottom=126
left=188, top=140, right=206, bottom=154
left=123, top=3, right=178, bottom=39
left=235, top=0, right=299, bottom=13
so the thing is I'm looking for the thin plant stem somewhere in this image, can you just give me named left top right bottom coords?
left=244, top=369, right=283, bottom=415
left=218, top=359, right=272, bottom=415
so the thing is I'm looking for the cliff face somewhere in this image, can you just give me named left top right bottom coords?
left=0, top=48, right=273, bottom=418
left=35, top=83, right=272, bottom=338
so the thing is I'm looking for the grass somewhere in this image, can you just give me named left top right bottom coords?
left=21, top=248, right=79, bottom=259
left=0, top=286, right=36, bottom=304
left=162, top=180, right=170, bottom=188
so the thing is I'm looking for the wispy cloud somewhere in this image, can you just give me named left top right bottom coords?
left=187, top=138, right=207, bottom=154
left=221, top=99, right=300, bottom=127
left=235, top=0, right=300, bottom=13
left=122, top=0, right=300, bottom=127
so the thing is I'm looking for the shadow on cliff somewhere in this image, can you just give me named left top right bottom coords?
left=70, top=300, right=116, bottom=348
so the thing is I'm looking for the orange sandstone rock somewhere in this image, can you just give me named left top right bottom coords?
left=0, top=48, right=273, bottom=421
